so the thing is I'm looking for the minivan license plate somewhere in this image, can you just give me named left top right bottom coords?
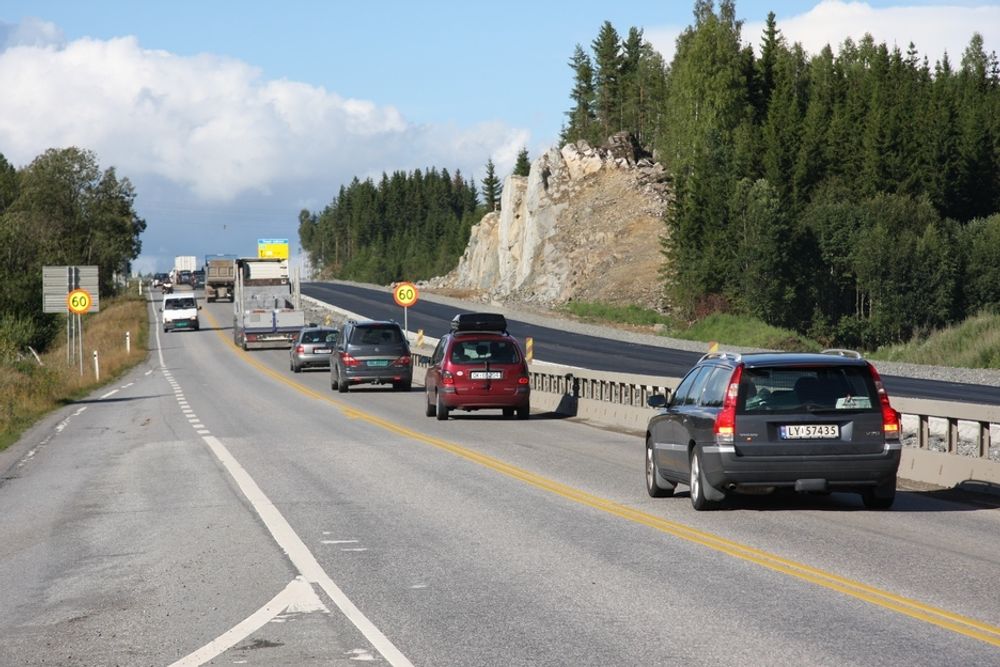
left=470, top=371, right=502, bottom=380
left=780, top=424, right=839, bottom=439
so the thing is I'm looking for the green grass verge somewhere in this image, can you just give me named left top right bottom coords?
left=869, top=312, right=1000, bottom=369
left=560, top=301, right=676, bottom=328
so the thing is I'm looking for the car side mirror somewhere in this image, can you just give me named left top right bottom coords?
left=647, top=393, right=667, bottom=409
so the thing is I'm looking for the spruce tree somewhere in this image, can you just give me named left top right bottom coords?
left=564, top=45, right=596, bottom=144
left=591, top=20, right=623, bottom=141
left=481, top=159, right=501, bottom=212
left=513, top=148, right=531, bottom=177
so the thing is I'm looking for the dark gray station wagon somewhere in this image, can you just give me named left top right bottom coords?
left=645, top=350, right=902, bottom=510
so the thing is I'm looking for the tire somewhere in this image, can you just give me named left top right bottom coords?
left=425, top=390, right=437, bottom=417
left=862, top=479, right=896, bottom=510
left=435, top=392, right=449, bottom=421
left=336, top=368, right=349, bottom=393
left=516, top=402, right=530, bottom=420
left=502, top=407, right=514, bottom=418
left=241, top=337, right=248, bottom=351
left=646, top=438, right=675, bottom=498
left=690, top=447, right=722, bottom=511
left=291, top=361, right=300, bottom=373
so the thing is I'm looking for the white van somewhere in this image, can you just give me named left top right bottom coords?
left=161, top=293, right=201, bottom=332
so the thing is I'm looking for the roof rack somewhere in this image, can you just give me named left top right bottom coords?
left=821, top=348, right=863, bottom=359
left=451, top=312, right=507, bottom=334
left=698, top=351, right=742, bottom=363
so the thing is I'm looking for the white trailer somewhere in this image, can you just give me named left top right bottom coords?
left=232, top=257, right=305, bottom=350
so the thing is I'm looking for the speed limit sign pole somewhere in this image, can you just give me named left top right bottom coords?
left=67, top=288, right=92, bottom=375
left=393, top=282, right=419, bottom=341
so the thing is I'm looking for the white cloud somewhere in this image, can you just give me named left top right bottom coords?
left=745, top=1, right=1000, bottom=62
left=0, top=17, right=63, bottom=49
left=646, top=2, right=999, bottom=65
left=0, top=27, right=526, bottom=203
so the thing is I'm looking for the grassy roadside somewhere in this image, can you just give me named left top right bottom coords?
left=869, top=312, right=1000, bottom=368
left=0, top=289, right=150, bottom=453
left=560, top=301, right=820, bottom=352
left=562, top=301, right=1000, bottom=369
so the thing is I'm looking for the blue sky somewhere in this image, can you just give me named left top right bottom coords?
left=1, top=1, right=998, bottom=273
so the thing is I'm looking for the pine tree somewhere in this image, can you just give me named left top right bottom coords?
left=513, top=148, right=531, bottom=177
left=591, top=21, right=623, bottom=141
left=563, top=45, right=596, bottom=144
left=481, top=159, right=501, bottom=212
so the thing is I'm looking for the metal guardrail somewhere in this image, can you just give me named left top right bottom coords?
left=522, top=364, right=999, bottom=464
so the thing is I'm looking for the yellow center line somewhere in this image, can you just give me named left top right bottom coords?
left=204, top=307, right=1000, bottom=647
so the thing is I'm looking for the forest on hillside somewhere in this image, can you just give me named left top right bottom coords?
left=563, top=1, right=1000, bottom=348
left=298, top=169, right=483, bottom=284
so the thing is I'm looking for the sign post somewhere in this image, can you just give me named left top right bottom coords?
left=392, top=282, right=419, bottom=341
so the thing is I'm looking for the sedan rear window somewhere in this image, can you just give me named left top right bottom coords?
left=739, top=366, right=878, bottom=413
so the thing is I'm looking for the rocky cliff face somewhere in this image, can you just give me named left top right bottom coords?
left=428, top=133, right=673, bottom=309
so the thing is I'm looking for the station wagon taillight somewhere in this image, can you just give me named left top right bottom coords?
left=295, top=345, right=305, bottom=354
left=442, top=370, right=455, bottom=386
left=713, top=366, right=743, bottom=445
left=517, top=376, right=530, bottom=385
left=867, top=363, right=900, bottom=439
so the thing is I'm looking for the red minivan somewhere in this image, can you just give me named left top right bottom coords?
left=424, top=313, right=531, bottom=420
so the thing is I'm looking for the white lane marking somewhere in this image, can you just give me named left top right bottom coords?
left=200, top=434, right=413, bottom=667
left=341, top=548, right=369, bottom=552
left=150, top=298, right=412, bottom=667
left=321, top=540, right=358, bottom=545
left=74, top=407, right=86, bottom=416
left=100, top=389, right=119, bottom=399
left=196, top=430, right=211, bottom=435
left=169, top=577, right=328, bottom=667
left=122, top=382, right=134, bottom=389
left=145, top=370, right=153, bottom=376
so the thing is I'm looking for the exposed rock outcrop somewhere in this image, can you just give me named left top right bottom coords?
left=428, top=133, right=673, bottom=309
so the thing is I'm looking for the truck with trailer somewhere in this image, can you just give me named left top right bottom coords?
left=232, top=257, right=305, bottom=350
left=204, top=255, right=237, bottom=302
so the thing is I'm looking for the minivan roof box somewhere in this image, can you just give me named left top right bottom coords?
left=451, top=312, right=507, bottom=333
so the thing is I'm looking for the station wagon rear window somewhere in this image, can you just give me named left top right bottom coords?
left=739, top=366, right=878, bottom=413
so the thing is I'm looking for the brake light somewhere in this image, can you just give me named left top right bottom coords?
left=867, top=363, right=900, bottom=439
left=713, top=365, right=743, bottom=445
left=517, top=376, right=530, bottom=385
left=392, top=355, right=412, bottom=367
left=442, top=370, right=455, bottom=386
left=295, top=345, right=305, bottom=354
left=340, top=353, right=361, bottom=367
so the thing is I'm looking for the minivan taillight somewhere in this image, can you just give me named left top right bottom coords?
left=867, top=362, right=900, bottom=439
left=340, top=353, right=361, bottom=367
left=713, top=366, right=743, bottom=445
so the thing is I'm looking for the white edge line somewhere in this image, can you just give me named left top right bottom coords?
left=201, top=435, right=414, bottom=667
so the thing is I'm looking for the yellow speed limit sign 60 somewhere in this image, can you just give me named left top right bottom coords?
left=393, top=282, right=419, bottom=308
left=67, top=288, right=92, bottom=314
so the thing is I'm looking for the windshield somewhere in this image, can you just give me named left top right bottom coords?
left=165, top=298, right=196, bottom=309
left=739, top=365, right=878, bottom=413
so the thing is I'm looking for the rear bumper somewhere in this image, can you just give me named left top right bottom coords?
left=343, top=367, right=413, bottom=384
left=701, top=443, right=901, bottom=489
left=292, top=353, right=331, bottom=368
left=440, top=386, right=530, bottom=410
left=164, top=317, right=199, bottom=331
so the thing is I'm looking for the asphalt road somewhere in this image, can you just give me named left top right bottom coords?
left=302, top=281, right=1000, bottom=406
left=1, top=291, right=998, bottom=665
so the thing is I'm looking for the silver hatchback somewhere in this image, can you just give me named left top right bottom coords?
left=289, top=326, right=339, bottom=372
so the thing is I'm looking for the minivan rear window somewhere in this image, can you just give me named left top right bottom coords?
left=450, top=340, right=519, bottom=364
left=739, top=365, right=878, bottom=413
